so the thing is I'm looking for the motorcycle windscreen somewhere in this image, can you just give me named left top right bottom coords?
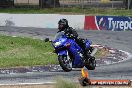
left=54, top=32, right=65, bottom=41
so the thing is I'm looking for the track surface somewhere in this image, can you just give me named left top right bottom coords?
left=0, top=27, right=132, bottom=84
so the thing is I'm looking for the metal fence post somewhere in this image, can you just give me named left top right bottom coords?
left=54, top=0, right=55, bottom=8
left=112, top=1, right=114, bottom=8
left=40, top=0, right=43, bottom=8
left=63, top=0, right=64, bottom=11
left=128, top=0, right=130, bottom=10
left=81, top=0, right=84, bottom=9
left=28, top=0, right=29, bottom=8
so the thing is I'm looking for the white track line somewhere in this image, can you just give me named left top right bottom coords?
left=0, top=82, right=56, bottom=86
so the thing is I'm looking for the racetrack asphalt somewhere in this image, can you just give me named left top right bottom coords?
left=0, top=26, right=132, bottom=85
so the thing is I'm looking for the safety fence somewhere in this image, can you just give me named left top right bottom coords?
left=59, top=0, right=124, bottom=8
left=0, top=0, right=131, bottom=9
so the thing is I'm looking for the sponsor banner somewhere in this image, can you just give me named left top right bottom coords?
left=84, top=16, right=98, bottom=30
left=85, top=16, right=132, bottom=31
left=90, top=79, right=131, bottom=85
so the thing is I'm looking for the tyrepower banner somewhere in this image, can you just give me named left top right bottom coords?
left=84, top=16, right=132, bottom=31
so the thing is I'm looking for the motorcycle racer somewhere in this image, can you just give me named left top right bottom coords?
left=57, top=18, right=90, bottom=59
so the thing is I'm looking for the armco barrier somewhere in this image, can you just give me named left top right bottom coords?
left=84, top=16, right=132, bottom=31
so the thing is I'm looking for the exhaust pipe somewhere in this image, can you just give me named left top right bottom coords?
left=90, top=48, right=98, bottom=56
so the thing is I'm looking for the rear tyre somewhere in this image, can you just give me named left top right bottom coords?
left=58, top=55, right=72, bottom=72
left=85, top=56, right=96, bottom=70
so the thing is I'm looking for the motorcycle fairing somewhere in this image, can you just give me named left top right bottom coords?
left=57, top=50, right=67, bottom=56
left=67, top=39, right=84, bottom=67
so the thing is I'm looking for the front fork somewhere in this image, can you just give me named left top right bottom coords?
left=57, top=50, right=72, bottom=67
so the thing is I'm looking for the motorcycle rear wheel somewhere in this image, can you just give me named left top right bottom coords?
left=58, top=55, right=72, bottom=72
left=85, top=56, right=96, bottom=70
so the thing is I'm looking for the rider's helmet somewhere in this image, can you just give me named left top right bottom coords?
left=58, top=18, right=69, bottom=31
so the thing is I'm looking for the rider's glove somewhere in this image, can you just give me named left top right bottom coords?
left=66, top=33, right=73, bottom=38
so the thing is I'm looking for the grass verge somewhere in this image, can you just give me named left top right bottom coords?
left=0, top=35, right=57, bottom=68
left=95, top=47, right=110, bottom=59
left=55, top=77, right=79, bottom=88
left=0, top=7, right=132, bottom=16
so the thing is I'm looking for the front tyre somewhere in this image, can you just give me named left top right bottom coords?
left=58, top=55, right=72, bottom=72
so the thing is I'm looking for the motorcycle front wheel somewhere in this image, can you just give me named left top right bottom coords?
left=58, top=55, right=72, bottom=72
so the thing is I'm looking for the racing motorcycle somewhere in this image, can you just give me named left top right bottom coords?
left=46, top=31, right=96, bottom=72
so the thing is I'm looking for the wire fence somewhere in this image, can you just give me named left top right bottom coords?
left=0, top=0, right=131, bottom=10
left=59, top=0, right=124, bottom=8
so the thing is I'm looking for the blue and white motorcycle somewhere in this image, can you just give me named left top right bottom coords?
left=50, top=31, right=96, bottom=72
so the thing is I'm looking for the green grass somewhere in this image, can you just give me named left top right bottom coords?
left=0, top=35, right=58, bottom=68
left=55, top=77, right=79, bottom=88
left=95, top=47, right=110, bottom=59
left=0, top=7, right=132, bottom=16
